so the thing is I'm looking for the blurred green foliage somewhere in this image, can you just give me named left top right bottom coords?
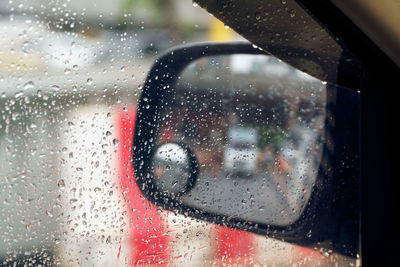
left=119, top=0, right=175, bottom=27
left=118, top=0, right=206, bottom=41
left=246, top=124, right=288, bottom=149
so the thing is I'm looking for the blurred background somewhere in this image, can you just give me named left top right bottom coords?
left=0, top=0, right=355, bottom=266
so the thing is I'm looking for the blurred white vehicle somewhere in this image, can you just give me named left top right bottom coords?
left=223, top=127, right=258, bottom=177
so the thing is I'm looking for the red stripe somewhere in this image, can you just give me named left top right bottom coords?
left=116, top=106, right=170, bottom=265
left=215, top=225, right=254, bottom=264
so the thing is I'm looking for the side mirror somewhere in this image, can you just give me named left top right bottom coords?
left=133, top=42, right=359, bottom=253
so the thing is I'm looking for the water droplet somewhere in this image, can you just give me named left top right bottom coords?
left=87, top=78, right=93, bottom=85
left=14, top=91, right=24, bottom=98
left=58, top=179, right=66, bottom=191
left=46, top=210, right=53, bottom=217
left=113, top=138, right=120, bottom=146
left=23, top=81, right=34, bottom=90
left=307, top=230, right=312, bottom=237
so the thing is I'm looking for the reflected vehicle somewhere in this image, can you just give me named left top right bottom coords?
left=223, top=126, right=258, bottom=177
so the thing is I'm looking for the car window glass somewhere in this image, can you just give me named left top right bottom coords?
left=1, top=0, right=357, bottom=266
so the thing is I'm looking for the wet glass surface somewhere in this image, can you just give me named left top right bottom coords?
left=154, top=54, right=326, bottom=226
left=0, top=1, right=357, bottom=266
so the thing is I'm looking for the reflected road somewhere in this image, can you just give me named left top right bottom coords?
left=182, top=172, right=303, bottom=226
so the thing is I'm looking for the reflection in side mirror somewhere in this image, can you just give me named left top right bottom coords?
left=136, top=44, right=324, bottom=226
left=168, top=53, right=324, bottom=226
left=151, top=143, right=197, bottom=197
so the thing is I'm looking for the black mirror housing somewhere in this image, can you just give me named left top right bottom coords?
left=133, top=42, right=360, bottom=255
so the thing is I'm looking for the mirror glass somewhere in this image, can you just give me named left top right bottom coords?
left=153, top=54, right=326, bottom=226
left=151, top=143, right=193, bottom=196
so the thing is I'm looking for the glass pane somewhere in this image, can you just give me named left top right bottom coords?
left=155, top=54, right=325, bottom=226
left=0, top=0, right=357, bottom=266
